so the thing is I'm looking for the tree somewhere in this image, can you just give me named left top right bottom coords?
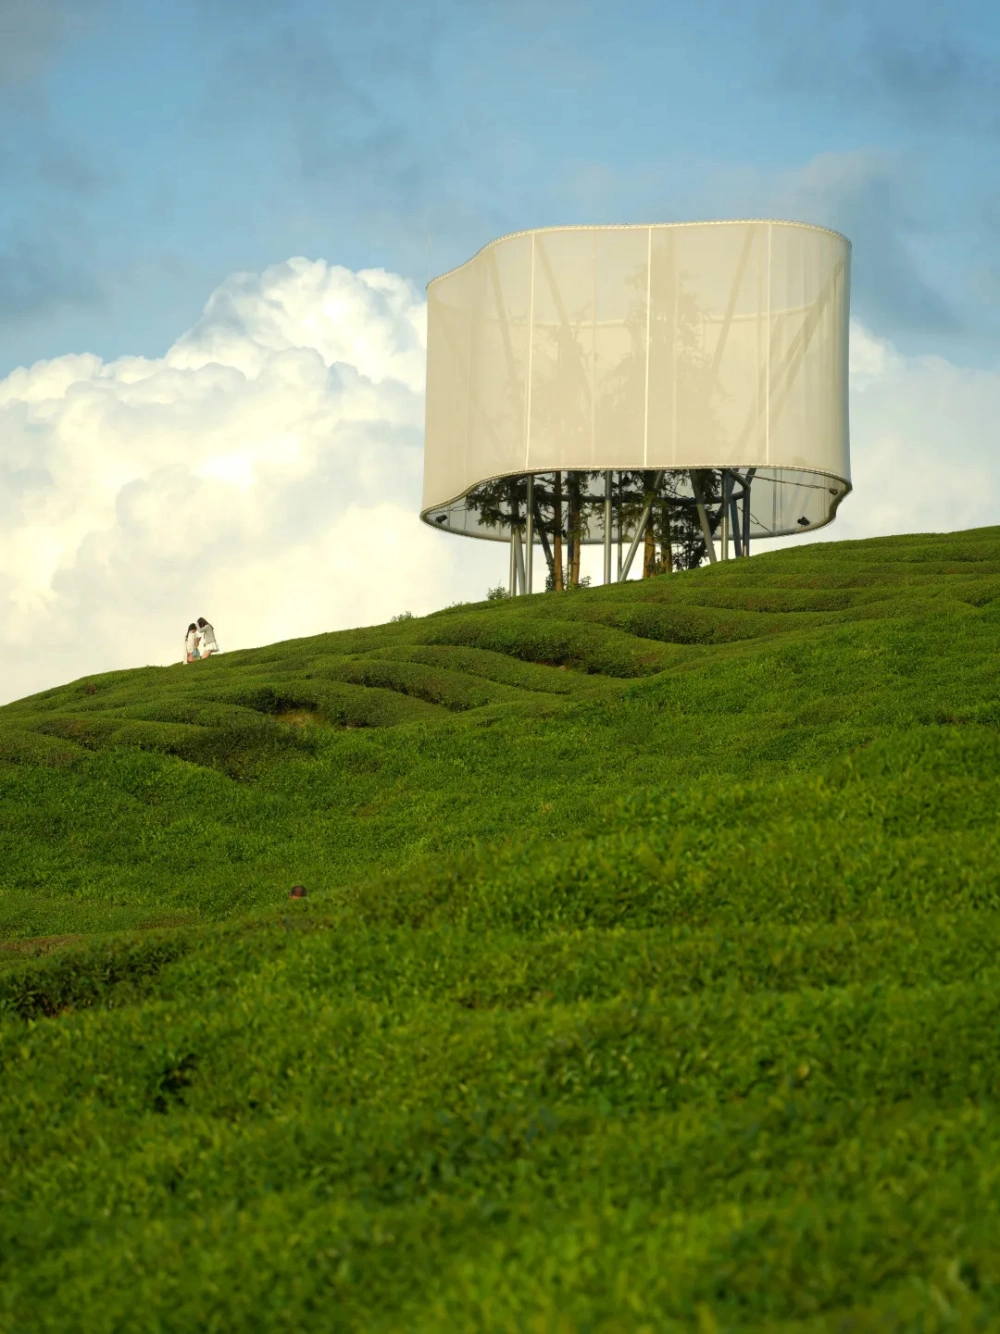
left=618, top=469, right=718, bottom=575
left=463, top=467, right=724, bottom=590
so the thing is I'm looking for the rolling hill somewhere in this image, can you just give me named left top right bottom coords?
left=3, top=527, right=1000, bottom=1331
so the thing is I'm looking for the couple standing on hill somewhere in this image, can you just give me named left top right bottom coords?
left=185, top=617, right=218, bottom=664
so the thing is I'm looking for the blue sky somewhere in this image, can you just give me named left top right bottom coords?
left=3, top=0, right=1000, bottom=699
left=3, top=0, right=999, bottom=373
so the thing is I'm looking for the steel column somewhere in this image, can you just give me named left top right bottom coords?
left=729, top=495, right=743, bottom=557
left=617, top=474, right=623, bottom=579
left=525, top=475, right=534, bottom=593
left=514, top=526, right=526, bottom=593
left=603, top=470, right=613, bottom=585
left=742, top=467, right=756, bottom=557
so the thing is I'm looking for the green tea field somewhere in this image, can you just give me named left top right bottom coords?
left=3, top=526, right=1000, bottom=1331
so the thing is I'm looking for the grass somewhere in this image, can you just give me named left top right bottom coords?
left=3, top=526, right=1000, bottom=1329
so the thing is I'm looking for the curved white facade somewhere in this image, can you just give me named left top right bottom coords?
left=422, top=220, right=851, bottom=541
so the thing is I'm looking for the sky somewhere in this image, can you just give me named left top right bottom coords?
left=1, top=0, right=999, bottom=701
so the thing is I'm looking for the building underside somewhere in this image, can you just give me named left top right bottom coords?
left=423, top=465, right=850, bottom=593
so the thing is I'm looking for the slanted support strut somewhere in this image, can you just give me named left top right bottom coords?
left=621, top=470, right=664, bottom=580
left=690, top=471, right=718, bottom=564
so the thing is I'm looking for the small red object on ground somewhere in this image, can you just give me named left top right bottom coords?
left=289, top=885, right=307, bottom=899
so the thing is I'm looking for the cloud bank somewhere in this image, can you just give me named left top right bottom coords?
left=0, top=257, right=495, bottom=704
left=833, top=323, right=1000, bottom=541
left=1, top=256, right=999, bottom=704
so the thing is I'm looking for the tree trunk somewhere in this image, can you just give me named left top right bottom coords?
left=533, top=493, right=555, bottom=586
left=643, top=518, right=656, bottom=578
left=661, top=501, right=673, bottom=574
left=569, top=474, right=582, bottom=588
left=642, top=472, right=656, bottom=577
left=553, top=472, right=564, bottom=591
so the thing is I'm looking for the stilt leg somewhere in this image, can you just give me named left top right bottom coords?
left=604, top=470, right=613, bottom=585
left=514, top=526, right=526, bottom=594
left=526, top=476, right=534, bottom=592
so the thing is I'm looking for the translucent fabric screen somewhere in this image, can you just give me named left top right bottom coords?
left=422, top=221, right=851, bottom=539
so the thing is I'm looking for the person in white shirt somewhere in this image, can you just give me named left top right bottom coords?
left=197, top=617, right=219, bottom=657
left=185, top=623, right=200, bottom=663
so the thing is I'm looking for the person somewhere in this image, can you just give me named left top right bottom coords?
left=197, top=617, right=219, bottom=658
left=184, top=623, right=200, bottom=664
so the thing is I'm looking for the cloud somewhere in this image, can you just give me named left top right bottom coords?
left=0, top=257, right=496, bottom=704
left=0, top=35, right=109, bottom=329
left=775, top=150, right=957, bottom=339
left=0, top=216, right=103, bottom=320
left=192, top=0, right=592, bottom=266
left=775, top=319, right=1000, bottom=550
left=198, top=5, right=435, bottom=196
left=842, top=322, right=1000, bottom=537
left=0, top=0, right=103, bottom=88
left=554, top=148, right=967, bottom=349
left=749, top=0, right=999, bottom=133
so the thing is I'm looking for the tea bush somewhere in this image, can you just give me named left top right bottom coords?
left=4, top=527, right=1000, bottom=1329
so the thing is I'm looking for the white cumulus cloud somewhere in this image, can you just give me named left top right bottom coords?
left=0, top=257, right=496, bottom=704
left=777, top=320, right=1000, bottom=550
